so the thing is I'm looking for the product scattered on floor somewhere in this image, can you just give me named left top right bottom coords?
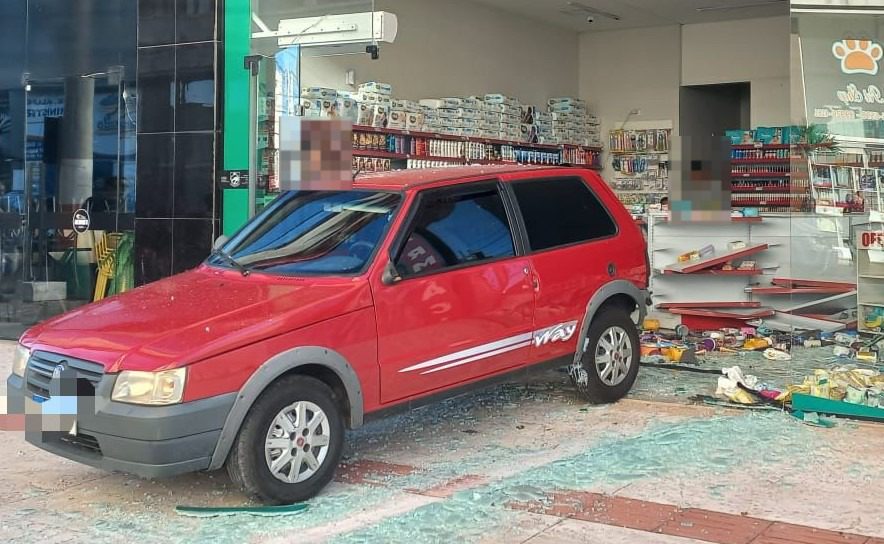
left=639, top=317, right=884, bottom=421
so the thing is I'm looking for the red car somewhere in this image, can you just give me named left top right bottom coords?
left=8, top=166, right=649, bottom=504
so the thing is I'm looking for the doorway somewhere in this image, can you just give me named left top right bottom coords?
left=677, top=82, right=751, bottom=216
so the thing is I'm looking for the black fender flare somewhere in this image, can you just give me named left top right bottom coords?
left=572, top=280, right=649, bottom=365
left=208, top=346, right=364, bottom=471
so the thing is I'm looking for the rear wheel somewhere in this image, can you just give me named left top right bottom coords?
left=570, top=307, right=640, bottom=403
left=226, top=375, right=344, bottom=504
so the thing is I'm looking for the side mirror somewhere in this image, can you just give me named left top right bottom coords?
left=213, top=235, right=229, bottom=250
left=380, top=258, right=403, bottom=286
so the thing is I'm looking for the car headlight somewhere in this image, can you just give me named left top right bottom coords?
left=111, top=368, right=186, bottom=405
left=11, top=344, right=30, bottom=377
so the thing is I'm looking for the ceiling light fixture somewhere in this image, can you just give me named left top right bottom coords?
left=696, top=0, right=787, bottom=12
left=561, top=1, right=621, bottom=21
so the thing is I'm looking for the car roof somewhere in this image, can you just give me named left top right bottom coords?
left=352, top=164, right=582, bottom=190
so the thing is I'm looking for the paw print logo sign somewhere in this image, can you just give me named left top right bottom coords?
left=833, top=39, right=884, bottom=76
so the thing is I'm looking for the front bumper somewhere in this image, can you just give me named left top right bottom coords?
left=6, top=372, right=235, bottom=479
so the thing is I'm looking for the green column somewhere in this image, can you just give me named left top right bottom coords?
left=223, top=0, right=251, bottom=236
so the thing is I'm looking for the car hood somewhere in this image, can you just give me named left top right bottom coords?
left=21, top=266, right=374, bottom=373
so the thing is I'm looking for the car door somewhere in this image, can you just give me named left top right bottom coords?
left=504, top=174, right=620, bottom=363
left=371, top=181, right=535, bottom=404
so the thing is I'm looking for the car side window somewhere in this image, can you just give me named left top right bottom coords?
left=512, top=177, right=617, bottom=252
left=395, top=184, right=515, bottom=277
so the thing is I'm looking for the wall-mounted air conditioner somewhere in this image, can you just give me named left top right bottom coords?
left=255, top=12, right=398, bottom=48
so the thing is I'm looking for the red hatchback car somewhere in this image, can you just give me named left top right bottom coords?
left=8, top=165, right=648, bottom=504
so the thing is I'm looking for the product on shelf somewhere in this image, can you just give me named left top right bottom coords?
left=609, top=129, right=670, bottom=153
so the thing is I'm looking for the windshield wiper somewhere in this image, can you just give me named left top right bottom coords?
left=211, top=248, right=251, bottom=277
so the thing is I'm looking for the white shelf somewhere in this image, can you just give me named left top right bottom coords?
left=859, top=273, right=884, bottom=279
left=859, top=301, right=884, bottom=307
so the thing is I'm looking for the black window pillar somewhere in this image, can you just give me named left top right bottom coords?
left=135, top=0, right=220, bottom=285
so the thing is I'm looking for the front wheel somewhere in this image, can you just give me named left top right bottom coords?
left=570, top=307, right=640, bottom=403
left=226, top=375, right=344, bottom=504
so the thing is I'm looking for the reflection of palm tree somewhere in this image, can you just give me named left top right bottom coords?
left=0, top=113, right=11, bottom=134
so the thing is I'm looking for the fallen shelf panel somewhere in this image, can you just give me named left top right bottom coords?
left=780, top=291, right=857, bottom=314
left=799, top=313, right=858, bottom=328
left=771, top=277, right=857, bottom=289
left=667, top=307, right=776, bottom=319
left=662, top=269, right=762, bottom=276
left=657, top=301, right=762, bottom=309
left=664, top=244, right=769, bottom=274
left=749, top=311, right=848, bottom=333
left=746, top=286, right=855, bottom=295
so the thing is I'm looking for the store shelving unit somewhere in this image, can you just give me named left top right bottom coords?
left=608, top=128, right=671, bottom=207
left=855, top=219, right=884, bottom=335
left=730, top=144, right=811, bottom=212
left=351, top=125, right=603, bottom=173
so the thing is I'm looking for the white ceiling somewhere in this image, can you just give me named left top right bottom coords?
left=469, top=0, right=789, bottom=31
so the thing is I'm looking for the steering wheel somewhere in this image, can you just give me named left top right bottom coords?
left=348, top=240, right=376, bottom=262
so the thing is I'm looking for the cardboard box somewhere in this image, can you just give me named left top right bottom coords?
left=357, top=92, right=392, bottom=107
left=485, top=93, right=519, bottom=107
left=387, top=110, right=408, bottom=130
left=335, top=98, right=359, bottom=122
left=370, top=105, right=389, bottom=128
left=419, top=99, right=446, bottom=109
left=406, top=112, right=424, bottom=131
left=301, top=87, right=337, bottom=100
left=358, top=81, right=393, bottom=95
left=437, top=108, right=458, bottom=120
left=391, top=98, right=420, bottom=112
left=439, top=97, right=464, bottom=108
left=549, top=103, right=586, bottom=114
left=548, top=96, right=585, bottom=107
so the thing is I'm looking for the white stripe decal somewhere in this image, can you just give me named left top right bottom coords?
left=421, top=341, right=533, bottom=375
left=397, top=319, right=580, bottom=375
left=398, top=333, right=533, bottom=373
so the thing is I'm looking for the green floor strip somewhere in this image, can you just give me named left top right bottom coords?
left=175, top=504, right=309, bottom=518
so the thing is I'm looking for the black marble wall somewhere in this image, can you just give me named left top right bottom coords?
left=135, top=0, right=220, bottom=285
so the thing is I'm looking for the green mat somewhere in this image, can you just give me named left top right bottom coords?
left=175, top=503, right=309, bottom=518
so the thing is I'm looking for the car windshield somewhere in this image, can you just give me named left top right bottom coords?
left=207, top=190, right=402, bottom=276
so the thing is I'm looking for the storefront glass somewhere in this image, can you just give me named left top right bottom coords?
left=242, top=0, right=376, bottom=216
left=792, top=5, right=884, bottom=333
left=0, top=1, right=136, bottom=337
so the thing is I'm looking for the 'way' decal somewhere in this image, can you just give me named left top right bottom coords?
left=532, top=320, right=578, bottom=347
left=399, top=320, right=579, bottom=375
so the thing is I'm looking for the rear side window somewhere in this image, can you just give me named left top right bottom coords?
left=512, top=177, right=617, bottom=251
left=395, top=184, right=515, bottom=277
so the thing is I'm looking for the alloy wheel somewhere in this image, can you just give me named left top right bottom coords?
left=595, top=326, right=633, bottom=386
left=264, top=401, right=332, bottom=484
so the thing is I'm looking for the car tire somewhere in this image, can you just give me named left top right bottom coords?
left=570, top=307, right=640, bottom=404
left=226, top=375, right=344, bottom=504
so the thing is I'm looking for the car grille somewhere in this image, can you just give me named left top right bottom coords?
left=25, top=351, right=104, bottom=399
left=57, top=432, right=102, bottom=456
